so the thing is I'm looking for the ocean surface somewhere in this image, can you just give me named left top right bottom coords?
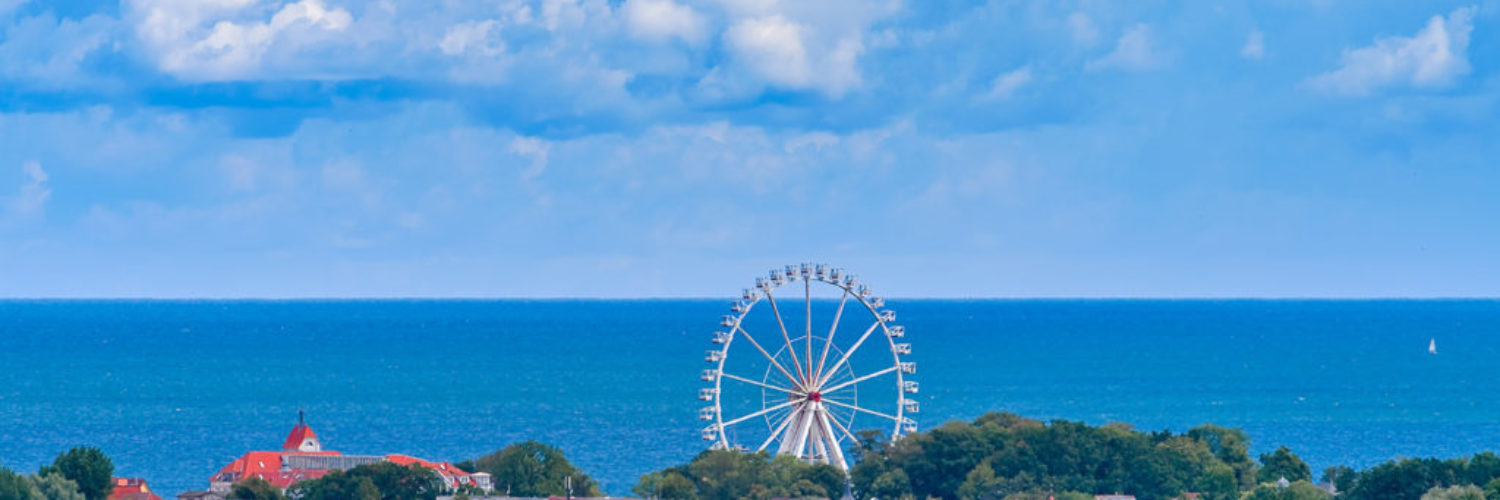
left=3, top=300, right=1500, bottom=497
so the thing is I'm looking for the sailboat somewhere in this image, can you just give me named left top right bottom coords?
left=1429, top=338, right=1437, bottom=355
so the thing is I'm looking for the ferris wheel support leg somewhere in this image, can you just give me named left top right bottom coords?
left=791, top=408, right=815, bottom=459
left=818, top=409, right=848, bottom=471
left=760, top=409, right=798, bottom=452
left=776, top=407, right=804, bottom=455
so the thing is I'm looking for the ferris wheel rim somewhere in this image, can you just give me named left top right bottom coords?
left=700, top=264, right=917, bottom=469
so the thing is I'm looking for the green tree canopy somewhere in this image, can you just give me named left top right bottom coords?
left=1322, top=466, right=1356, bottom=494
left=1242, top=480, right=1332, bottom=500
left=227, top=477, right=286, bottom=500
left=1258, top=447, right=1312, bottom=484
left=846, top=413, right=1252, bottom=500
left=465, top=441, right=600, bottom=498
left=288, top=463, right=442, bottom=500
left=1421, top=485, right=1485, bottom=500
left=39, top=448, right=112, bottom=500
left=634, top=471, right=699, bottom=500
left=287, top=471, right=377, bottom=500
left=633, top=450, right=847, bottom=500
left=0, top=467, right=42, bottom=500
left=28, top=474, right=83, bottom=500
left=1187, top=425, right=1257, bottom=489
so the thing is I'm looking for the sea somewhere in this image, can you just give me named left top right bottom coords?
left=2, top=300, right=1499, bottom=497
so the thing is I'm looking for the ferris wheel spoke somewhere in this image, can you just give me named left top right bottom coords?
left=820, top=365, right=899, bottom=395
left=817, top=321, right=881, bottom=387
left=758, top=408, right=799, bottom=452
left=813, top=289, right=848, bottom=382
left=822, top=398, right=902, bottom=422
left=733, top=325, right=801, bottom=386
left=764, top=291, right=808, bottom=384
left=804, top=279, right=814, bottom=390
left=825, top=407, right=860, bottom=443
left=721, top=399, right=798, bottom=428
left=721, top=372, right=800, bottom=395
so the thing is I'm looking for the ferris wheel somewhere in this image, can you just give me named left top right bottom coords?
left=699, top=264, right=918, bottom=471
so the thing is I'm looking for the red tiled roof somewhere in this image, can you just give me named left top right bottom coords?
left=282, top=424, right=317, bottom=450
left=109, top=478, right=163, bottom=500
left=211, top=450, right=343, bottom=489
left=211, top=421, right=474, bottom=491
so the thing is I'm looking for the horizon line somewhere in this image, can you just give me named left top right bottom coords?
left=2, top=296, right=1499, bottom=301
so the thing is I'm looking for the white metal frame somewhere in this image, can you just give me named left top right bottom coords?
left=700, top=264, right=918, bottom=471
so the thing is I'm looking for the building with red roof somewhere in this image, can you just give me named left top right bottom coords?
left=208, top=412, right=491, bottom=494
left=108, top=478, right=164, bottom=500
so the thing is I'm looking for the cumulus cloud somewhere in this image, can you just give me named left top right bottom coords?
left=131, top=0, right=354, bottom=81
left=0, top=0, right=27, bottom=15
left=7, top=161, right=51, bottom=217
left=1309, top=7, right=1475, bottom=96
left=722, top=14, right=862, bottom=96
left=440, top=20, right=504, bottom=56
left=1067, top=12, right=1099, bottom=47
left=1086, top=23, right=1165, bottom=71
left=510, top=136, right=551, bottom=180
left=622, top=0, right=706, bottom=45
left=1242, top=29, right=1264, bottom=60
left=982, top=66, right=1032, bottom=101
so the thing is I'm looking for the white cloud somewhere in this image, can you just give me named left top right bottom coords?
left=1067, top=12, right=1098, bottom=47
left=1242, top=29, right=1264, bottom=60
left=321, top=158, right=368, bottom=192
left=1309, top=7, right=1475, bottom=96
left=131, top=0, right=354, bottom=81
left=7, top=161, right=51, bottom=217
left=1086, top=23, right=1164, bottom=71
left=440, top=20, right=504, bottom=56
left=723, top=14, right=862, bottom=96
left=784, top=131, right=839, bottom=153
left=982, top=66, right=1032, bottom=101
left=510, top=136, right=551, bottom=180
left=725, top=15, right=811, bottom=87
left=0, top=0, right=27, bottom=15
left=621, top=0, right=706, bottom=45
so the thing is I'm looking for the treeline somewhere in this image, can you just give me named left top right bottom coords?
left=222, top=440, right=601, bottom=500
left=633, top=450, right=847, bottom=500
left=634, top=413, right=1500, bottom=500
left=1, top=447, right=114, bottom=500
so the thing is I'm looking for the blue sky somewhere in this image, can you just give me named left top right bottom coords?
left=0, top=0, right=1497, bottom=297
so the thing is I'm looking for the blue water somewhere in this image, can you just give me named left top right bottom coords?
left=2, top=300, right=1499, bottom=497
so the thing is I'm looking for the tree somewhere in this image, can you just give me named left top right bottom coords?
left=1188, top=425, right=1257, bottom=489
left=956, top=462, right=1002, bottom=500
left=27, top=474, right=83, bottom=500
left=227, top=477, right=286, bottom=500
left=1423, top=485, right=1485, bottom=500
left=1195, top=464, right=1238, bottom=500
left=39, top=448, right=112, bottom=500
left=288, top=471, right=378, bottom=500
left=1243, top=480, right=1332, bottom=500
left=346, top=462, right=442, bottom=500
left=634, top=471, right=698, bottom=500
left=467, top=441, right=600, bottom=497
left=1259, top=447, right=1312, bottom=484
left=868, top=469, right=913, bottom=500
left=1323, top=466, right=1356, bottom=494
left=1482, top=478, right=1500, bottom=500
left=0, top=467, right=42, bottom=500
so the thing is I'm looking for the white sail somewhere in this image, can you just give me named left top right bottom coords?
left=1429, top=338, right=1437, bottom=355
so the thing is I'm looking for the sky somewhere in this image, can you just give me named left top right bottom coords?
left=0, top=0, right=1498, bottom=298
